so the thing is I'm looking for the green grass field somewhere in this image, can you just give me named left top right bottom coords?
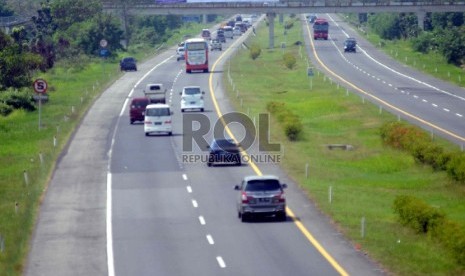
left=224, top=16, right=465, bottom=275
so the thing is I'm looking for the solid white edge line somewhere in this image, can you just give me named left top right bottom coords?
left=107, top=173, right=115, bottom=276
left=216, top=256, right=226, bottom=268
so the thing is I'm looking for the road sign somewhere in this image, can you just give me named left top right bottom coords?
left=33, top=79, right=48, bottom=94
left=100, top=39, right=108, bottom=48
left=307, top=67, right=314, bottom=77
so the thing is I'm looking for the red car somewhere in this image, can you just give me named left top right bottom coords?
left=129, top=97, right=150, bottom=124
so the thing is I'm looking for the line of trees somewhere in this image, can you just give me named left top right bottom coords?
left=0, top=0, right=188, bottom=114
left=367, top=12, right=465, bottom=65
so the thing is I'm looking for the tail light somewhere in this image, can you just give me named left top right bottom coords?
left=241, top=192, right=248, bottom=203
left=273, top=192, right=286, bottom=203
left=165, top=120, right=171, bottom=124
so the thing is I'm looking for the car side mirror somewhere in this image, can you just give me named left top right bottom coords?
left=234, top=185, right=240, bottom=190
left=170, top=111, right=174, bottom=115
left=179, top=92, right=182, bottom=95
left=202, top=91, right=205, bottom=94
left=281, top=183, right=288, bottom=189
left=206, top=145, right=210, bottom=149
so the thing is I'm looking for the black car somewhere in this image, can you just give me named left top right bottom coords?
left=120, top=57, right=137, bottom=71
left=207, top=138, right=241, bottom=166
left=344, top=38, right=357, bottom=53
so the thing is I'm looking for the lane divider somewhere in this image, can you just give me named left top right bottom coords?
left=208, top=23, right=349, bottom=276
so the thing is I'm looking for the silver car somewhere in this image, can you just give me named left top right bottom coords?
left=234, top=175, right=287, bottom=222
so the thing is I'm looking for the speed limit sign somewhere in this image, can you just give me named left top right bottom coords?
left=33, top=79, right=48, bottom=94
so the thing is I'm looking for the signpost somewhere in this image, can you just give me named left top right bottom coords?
left=307, top=67, right=314, bottom=90
left=99, top=39, right=109, bottom=78
left=33, top=78, right=48, bottom=130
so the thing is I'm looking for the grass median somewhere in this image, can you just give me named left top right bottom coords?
left=224, top=16, right=465, bottom=275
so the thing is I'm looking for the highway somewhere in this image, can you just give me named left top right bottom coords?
left=306, top=14, right=465, bottom=147
left=24, top=17, right=429, bottom=276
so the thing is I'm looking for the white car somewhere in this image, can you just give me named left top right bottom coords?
left=144, top=104, right=172, bottom=136
left=180, top=86, right=205, bottom=112
left=233, top=26, right=242, bottom=36
left=176, top=46, right=185, bottom=61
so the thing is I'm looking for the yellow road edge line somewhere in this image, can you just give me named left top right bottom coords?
left=208, top=30, right=349, bottom=276
left=305, top=20, right=465, bottom=143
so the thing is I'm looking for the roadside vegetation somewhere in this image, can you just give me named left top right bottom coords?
left=225, top=15, right=465, bottom=274
left=0, top=0, right=215, bottom=273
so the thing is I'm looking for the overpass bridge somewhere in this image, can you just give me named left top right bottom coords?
left=102, top=0, right=465, bottom=47
left=0, top=16, right=31, bottom=34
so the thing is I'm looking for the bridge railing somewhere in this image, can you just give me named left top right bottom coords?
left=0, top=16, right=31, bottom=27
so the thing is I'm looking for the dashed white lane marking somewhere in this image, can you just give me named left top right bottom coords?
left=182, top=174, right=188, bottom=180
left=457, top=113, right=463, bottom=117
left=199, top=216, right=206, bottom=225
left=192, top=200, right=198, bottom=208
left=186, top=186, right=192, bottom=193
left=422, top=99, right=428, bottom=103
left=443, top=108, right=450, bottom=112
left=206, top=235, right=214, bottom=245
left=432, top=104, right=438, bottom=107
left=413, top=95, right=419, bottom=99
left=216, top=256, right=226, bottom=268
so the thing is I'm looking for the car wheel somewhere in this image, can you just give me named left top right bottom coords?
left=200, top=108, right=204, bottom=112
left=277, top=211, right=287, bottom=221
left=207, top=162, right=212, bottom=167
left=241, top=213, right=248, bottom=222
left=181, top=109, right=185, bottom=113
left=168, top=132, right=172, bottom=136
left=186, top=69, right=191, bottom=73
left=145, top=133, right=149, bottom=136
left=238, top=211, right=242, bottom=219
left=130, top=120, right=134, bottom=124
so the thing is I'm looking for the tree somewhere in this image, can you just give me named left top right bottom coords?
left=30, top=1, right=57, bottom=70
left=0, top=31, right=42, bottom=89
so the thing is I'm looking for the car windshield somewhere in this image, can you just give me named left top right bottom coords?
left=245, top=179, right=281, bottom=191
left=132, top=101, right=148, bottom=108
left=184, top=87, right=201, bottom=95
left=123, top=58, right=135, bottom=62
left=211, top=139, right=237, bottom=151
left=146, top=108, right=170, bottom=116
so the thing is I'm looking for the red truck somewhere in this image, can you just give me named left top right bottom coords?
left=313, top=18, right=329, bottom=40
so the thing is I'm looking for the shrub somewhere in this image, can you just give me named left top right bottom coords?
left=380, top=121, right=429, bottom=152
left=283, top=52, right=296, bottom=69
left=284, top=120, right=302, bottom=141
left=249, top=44, right=261, bottom=60
left=267, top=101, right=303, bottom=141
left=284, top=19, right=294, bottom=30
left=393, top=195, right=446, bottom=234
left=0, top=102, right=13, bottom=116
left=446, top=153, right=465, bottom=183
left=0, top=90, right=36, bottom=112
left=394, top=195, right=465, bottom=265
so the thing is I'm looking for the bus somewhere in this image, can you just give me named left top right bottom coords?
left=184, top=38, right=209, bottom=73
left=313, top=18, right=329, bottom=40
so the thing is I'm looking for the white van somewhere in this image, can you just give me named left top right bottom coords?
left=143, top=83, right=166, bottom=104
left=180, top=86, right=205, bottom=112
left=144, top=104, right=172, bottom=136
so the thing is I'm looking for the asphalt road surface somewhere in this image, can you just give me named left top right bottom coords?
left=28, top=16, right=459, bottom=276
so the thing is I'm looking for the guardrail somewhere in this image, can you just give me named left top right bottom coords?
left=0, top=16, right=31, bottom=27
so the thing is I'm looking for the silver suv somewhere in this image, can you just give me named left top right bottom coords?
left=234, top=175, right=287, bottom=222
